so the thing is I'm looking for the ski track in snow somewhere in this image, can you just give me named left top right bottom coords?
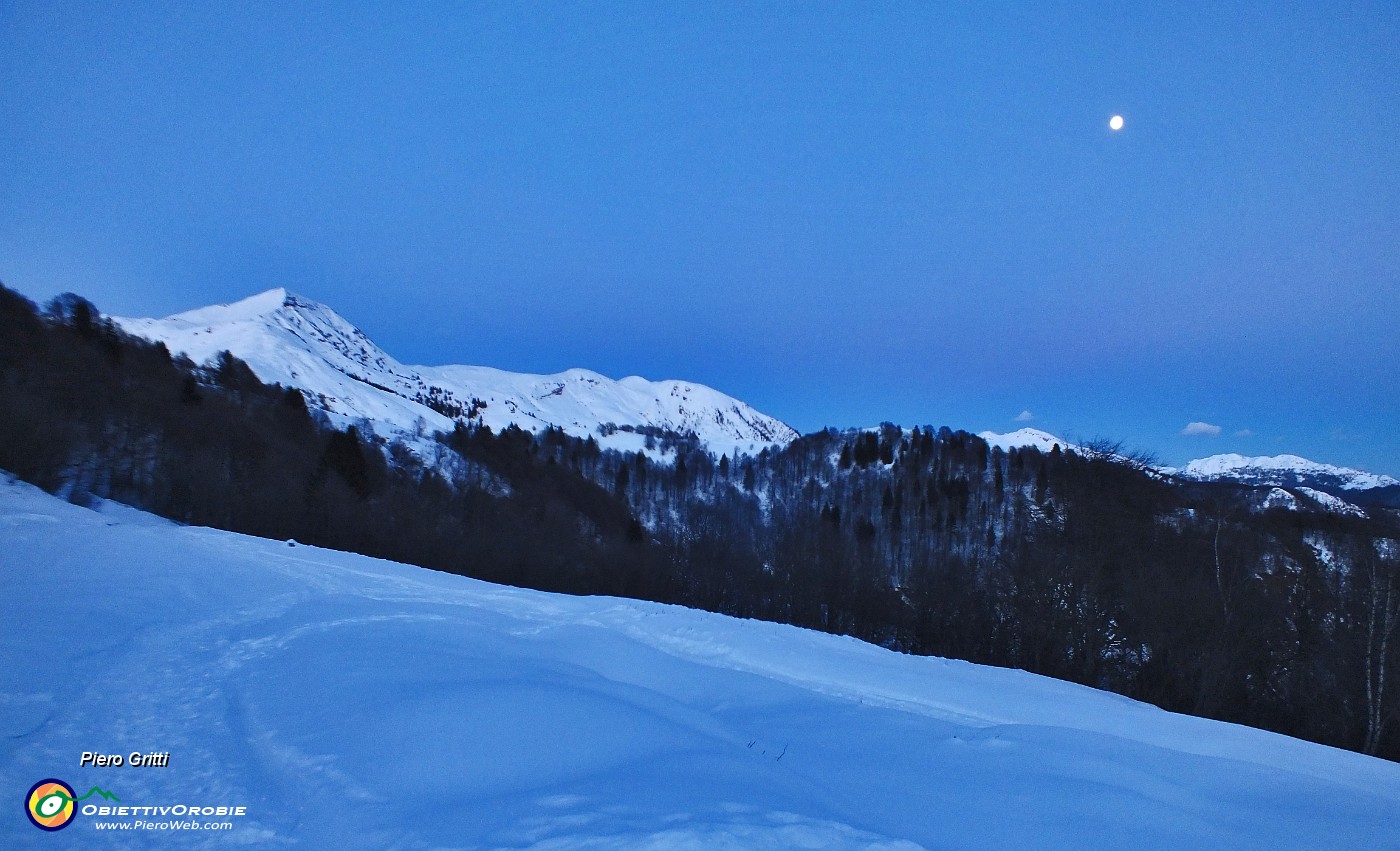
left=4, top=475, right=1400, bottom=849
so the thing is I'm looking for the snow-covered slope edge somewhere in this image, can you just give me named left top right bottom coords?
left=4, top=473, right=1399, bottom=849
left=114, top=289, right=797, bottom=457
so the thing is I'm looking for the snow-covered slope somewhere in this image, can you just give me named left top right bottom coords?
left=114, top=289, right=797, bottom=457
left=1179, top=453, right=1398, bottom=492
left=978, top=428, right=1078, bottom=455
left=5, top=474, right=1400, bottom=849
left=1262, top=487, right=1300, bottom=512
left=1296, top=486, right=1368, bottom=517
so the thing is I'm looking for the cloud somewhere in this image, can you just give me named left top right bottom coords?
left=1233, top=429, right=1253, bottom=438
left=1181, top=421, right=1222, bottom=437
left=1015, top=410, right=1035, bottom=422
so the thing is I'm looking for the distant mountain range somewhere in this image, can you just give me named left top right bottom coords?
left=1174, top=453, right=1399, bottom=492
left=115, top=291, right=1394, bottom=497
left=115, top=289, right=797, bottom=458
left=981, top=427, right=1399, bottom=513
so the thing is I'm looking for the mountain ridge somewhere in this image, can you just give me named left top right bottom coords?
left=113, top=289, right=1396, bottom=488
left=114, top=289, right=799, bottom=457
left=1176, top=452, right=1399, bottom=492
left=980, top=427, right=1396, bottom=496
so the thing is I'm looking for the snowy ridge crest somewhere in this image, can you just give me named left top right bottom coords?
left=114, top=290, right=798, bottom=456
left=1180, top=453, right=1398, bottom=492
left=977, top=428, right=1080, bottom=455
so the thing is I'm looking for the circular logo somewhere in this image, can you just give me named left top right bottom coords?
left=26, top=779, right=77, bottom=831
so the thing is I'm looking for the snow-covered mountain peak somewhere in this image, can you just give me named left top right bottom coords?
left=114, top=291, right=798, bottom=456
left=978, top=428, right=1078, bottom=455
left=1180, top=453, right=1398, bottom=491
left=163, top=287, right=296, bottom=323
left=118, top=289, right=407, bottom=390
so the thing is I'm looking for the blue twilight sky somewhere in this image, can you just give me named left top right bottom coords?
left=2, top=2, right=1397, bottom=474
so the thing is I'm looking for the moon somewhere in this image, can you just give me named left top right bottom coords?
left=1109, top=115, right=1124, bottom=131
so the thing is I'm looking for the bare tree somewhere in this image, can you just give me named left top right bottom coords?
left=1361, top=541, right=1400, bottom=755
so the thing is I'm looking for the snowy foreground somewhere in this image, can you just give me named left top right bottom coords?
left=3, top=476, right=1400, bottom=849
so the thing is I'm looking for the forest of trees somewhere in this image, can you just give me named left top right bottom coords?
left=2, top=283, right=1398, bottom=762
left=0, top=285, right=672, bottom=601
